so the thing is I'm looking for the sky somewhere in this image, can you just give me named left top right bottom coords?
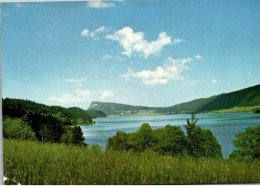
left=1, top=0, right=260, bottom=109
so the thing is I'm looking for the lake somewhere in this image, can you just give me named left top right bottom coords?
left=81, top=113, right=260, bottom=157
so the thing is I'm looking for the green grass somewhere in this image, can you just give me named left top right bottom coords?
left=133, top=110, right=160, bottom=115
left=210, top=105, right=260, bottom=113
left=4, top=139, right=260, bottom=185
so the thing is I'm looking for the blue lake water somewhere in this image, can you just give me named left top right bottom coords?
left=81, top=113, right=260, bottom=157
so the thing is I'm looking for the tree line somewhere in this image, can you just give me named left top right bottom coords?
left=2, top=98, right=107, bottom=146
left=107, top=114, right=260, bottom=159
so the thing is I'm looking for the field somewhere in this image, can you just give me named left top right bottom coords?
left=210, top=105, right=260, bottom=113
left=4, top=139, right=260, bottom=185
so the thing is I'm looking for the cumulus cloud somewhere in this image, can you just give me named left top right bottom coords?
left=49, top=89, right=91, bottom=103
left=87, top=0, right=124, bottom=8
left=211, top=79, right=217, bottom=83
left=106, top=27, right=176, bottom=58
left=81, top=26, right=106, bottom=40
left=100, top=90, right=115, bottom=100
left=122, top=54, right=203, bottom=85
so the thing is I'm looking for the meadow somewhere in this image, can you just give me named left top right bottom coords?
left=4, top=139, right=260, bottom=185
left=210, top=105, right=260, bottom=113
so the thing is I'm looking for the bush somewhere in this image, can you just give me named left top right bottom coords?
left=107, top=114, right=222, bottom=158
left=186, top=126, right=222, bottom=157
left=230, top=124, right=260, bottom=159
left=61, top=126, right=86, bottom=146
left=152, top=125, right=186, bottom=156
left=3, top=117, right=36, bottom=140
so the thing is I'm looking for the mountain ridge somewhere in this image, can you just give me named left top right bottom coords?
left=88, top=84, right=260, bottom=116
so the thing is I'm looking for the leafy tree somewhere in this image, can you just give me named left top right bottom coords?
left=186, top=126, right=222, bottom=157
left=230, top=125, right=260, bottom=159
left=161, top=125, right=186, bottom=155
left=3, top=118, right=36, bottom=140
left=136, top=123, right=153, bottom=151
left=185, top=114, right=222, bottom=157
left=61, top=126, right=86, bottom=146
left=24, top=112, right=63, bottom=142
left=107, top=131, right=129, bottom=150
left=71, top=126, right=85, bottom=145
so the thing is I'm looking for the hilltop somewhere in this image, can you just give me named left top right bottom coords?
left=88, top=84, right=260, bottom=116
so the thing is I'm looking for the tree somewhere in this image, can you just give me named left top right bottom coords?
left=136, top=123, right=153, bottom=151
left=61, top=126, right=86, bottom=146
left=107, top=131, right=129, bottom=150
left=3, top=118, right=36, bottom=140
left=161, top=125, right=186, bottom=155
left=230, top=125, right=260, bottom=159
left=185, top=114, right=222, bottom=158
left=187, top=126, right=222, bottom=157
left=185, top=113, right=198, bottom=136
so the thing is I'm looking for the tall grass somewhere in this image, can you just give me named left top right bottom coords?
left=4, top=139, right=260, bottom=185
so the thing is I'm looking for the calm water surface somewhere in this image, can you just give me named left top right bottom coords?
left=81, top=113, right=260, bottom=157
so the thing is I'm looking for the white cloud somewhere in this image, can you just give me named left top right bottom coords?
left=194, top=54, right=203, bottom=60
left=100, top=90, right=115, bottom=100
left=81, top=26, right=106, bottom=40
left=49, top=89, right=91, bottom=103
left=211, top=79, right=217, bottom=83
left=81, top=29, right=89, bottom=37
left=87, top=0, right=114, bottom=8
left=173, top=39, right=184, bottom=45
left=122, top=55, right=202, bottom=85
left=87, top=0, right=124, bottom=8
left=106, top=27, right=175, bottom=58
left=103, top=54, right=126, bottom=61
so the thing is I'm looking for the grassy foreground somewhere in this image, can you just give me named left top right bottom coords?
left=4, top=139, right=260, bottom=185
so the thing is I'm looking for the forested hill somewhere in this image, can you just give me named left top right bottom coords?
left=88, top=84, right=260, bottom=115
left=2, top=98, right=107, bottom=125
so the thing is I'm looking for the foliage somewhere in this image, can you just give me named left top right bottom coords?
left=3, top=118, right=36, bottom=140
left=185, top=114, right=222, bottom=158
left=107, top=114, right=222, bottom=158
left=2, top=98, right=95, bottom=145
left=230, top=124, right=260, bottom=159
left=186, top=126, right=222, bottom=157
left=2, top=98, right=106, bottom=126
left=185, top=113, right=198, bottom=136
left=152, top=125, right=186, bottom=156
left=23, top=112, right=64, bottom=143
left=4, top=139, right=260, bottom=185
left=61, top=126, right=86, bottom=146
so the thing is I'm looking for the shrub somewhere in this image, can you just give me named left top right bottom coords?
left=3, top=117, right=36, bottom=140
left=185, top=114, right=222, bottom=158
left=61, top=126, right=86, bottom=146
left=230, top=124, right=260, bottom=159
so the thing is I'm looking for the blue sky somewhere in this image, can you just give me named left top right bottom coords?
left=2, top=0, right=260, bottom=109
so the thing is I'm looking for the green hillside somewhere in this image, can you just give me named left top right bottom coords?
left=2, top=98, right=107, bottom=124
left=88, top=101, right=161, bottom=116
left=88, top=84, right=260, bottom=115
